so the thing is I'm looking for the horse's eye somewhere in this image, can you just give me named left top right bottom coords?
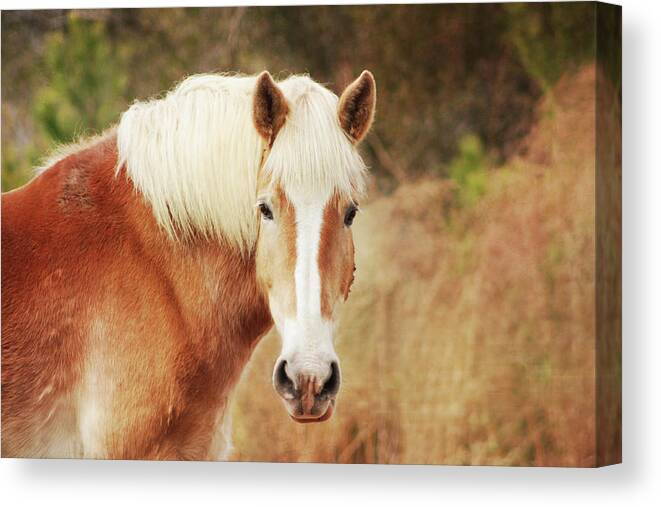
left=259, top=202, right=273, bottom=220
left=344, top=205, right=358, bottom=227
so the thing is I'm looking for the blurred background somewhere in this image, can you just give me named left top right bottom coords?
left=1, top=3, right=621, bottom=466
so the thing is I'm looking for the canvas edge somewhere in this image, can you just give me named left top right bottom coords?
left=595, top=0, right=623, bottom=467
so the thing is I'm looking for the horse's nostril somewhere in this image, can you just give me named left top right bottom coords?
left=274, top=359, right=296, bottom=398
left=320, top=361, right=341, bottom=398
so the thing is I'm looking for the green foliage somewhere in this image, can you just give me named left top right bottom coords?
left=505, top=3, right=596, bottom=90
left=449, top=135, right=487, bottom=207
left=1, top=144, right=39, bottom=191
left=34, top=14, right=128, bottom=144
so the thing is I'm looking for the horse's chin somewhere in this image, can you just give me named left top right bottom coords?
left=289, top=399, right=335, bottom=424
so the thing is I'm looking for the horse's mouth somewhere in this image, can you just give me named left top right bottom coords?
left=289, top=399, right=335, bottom=424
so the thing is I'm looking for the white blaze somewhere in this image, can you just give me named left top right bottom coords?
left=294, top=197, right=324, bottom=322
left=277, top=191, right=337, bottom=383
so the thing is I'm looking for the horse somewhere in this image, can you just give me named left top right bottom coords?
left=1, top=70, right=376, bottom=460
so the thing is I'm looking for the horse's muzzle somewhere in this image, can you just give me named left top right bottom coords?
left=273, top=359, right=341, bottom=423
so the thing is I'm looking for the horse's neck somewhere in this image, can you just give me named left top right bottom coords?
left=61, top=134, right=273, bottom=358
left=123, top=183, right=273, bottom=361
left=171, top=241, right=272, bottom=350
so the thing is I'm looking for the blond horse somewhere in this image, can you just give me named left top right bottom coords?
left=1, top=70, right=376, bottom=459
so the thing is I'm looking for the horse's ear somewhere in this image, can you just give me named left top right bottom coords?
left=253, top=71, right=289, bottom=146
left=338, top=70, right=376, bottom=144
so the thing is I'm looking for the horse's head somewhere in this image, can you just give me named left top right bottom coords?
left=252, top=71, right=376, bottom=423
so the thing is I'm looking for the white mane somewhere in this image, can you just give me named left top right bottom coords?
left=116, top=73, right=366, bottom=250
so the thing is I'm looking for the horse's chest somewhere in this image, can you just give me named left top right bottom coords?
left=18, top=390, right=84, bottom=458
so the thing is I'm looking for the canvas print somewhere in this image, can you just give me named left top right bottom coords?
left=1, top=2, right=621, bottom=466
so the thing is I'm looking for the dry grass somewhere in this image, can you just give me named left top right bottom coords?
left=229, top=65, right=605, bottom=466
